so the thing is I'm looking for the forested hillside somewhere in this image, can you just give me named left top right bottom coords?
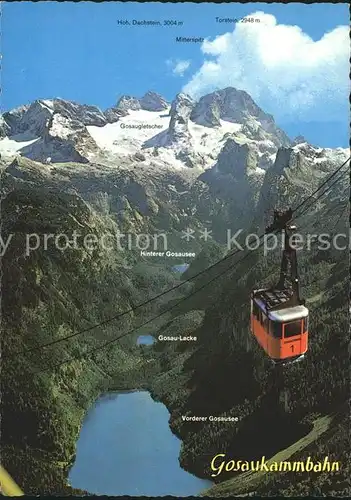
left=0, top=165, right=179, bottom=493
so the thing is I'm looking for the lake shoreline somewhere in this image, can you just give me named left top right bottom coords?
left=68, top=389, right=211, bottom=496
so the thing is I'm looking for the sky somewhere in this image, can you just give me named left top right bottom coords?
left=2, top=2, right=350, bottom=148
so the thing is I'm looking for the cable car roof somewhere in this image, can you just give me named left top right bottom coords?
left=268, top=305, right=309, bottom=323
left=252, top=287, right=294, bottom=309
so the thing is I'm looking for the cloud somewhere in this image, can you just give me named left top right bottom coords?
left=183, top=12, right=349, bottom=122
left=167, top=59, right=191, bottom=77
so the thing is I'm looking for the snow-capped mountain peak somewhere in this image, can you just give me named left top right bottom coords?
left=190, top=87, right=291, bottom=147
left=116, top=95, right=142, bottom=111
left=0, top=87, right=348, bottom=176
left=140, top=91, right=169, bottom=111
left=116, top=91, right=169, bottom=112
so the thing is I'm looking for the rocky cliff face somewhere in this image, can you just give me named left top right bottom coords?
left=168, top=93, right=194, bottom=144
left=17, top=113, right=100, bottom=163
left=257, top=142, right=348, bottom=220
left=190, top=87, right=291, bottom=146
left=140, top=91, right=169, bottom=112
left=116, top=95, right=142, bottom=111
left=3, top=99, right=108, bottom=137
left=116, top=91, right=169, bottom=112
left=104, top=106, right=128, bottom=124
left=0, top=115, right=12, bottom=138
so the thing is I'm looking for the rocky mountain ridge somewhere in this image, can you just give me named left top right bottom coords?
left=0, top=87, right=295, bottom=169
left=2, top=88, right=347, bottom=173
left=116, top=91, right=169, bottom=112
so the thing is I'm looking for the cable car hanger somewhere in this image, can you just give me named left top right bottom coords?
left=266, top=208, right=304, bottom=307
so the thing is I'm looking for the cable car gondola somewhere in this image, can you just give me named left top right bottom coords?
left=250, top=208, right=309, bottom=365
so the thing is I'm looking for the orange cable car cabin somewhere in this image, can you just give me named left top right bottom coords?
left=250, top=208, right=309, bottom=365
left=250, top=288, right=308, bottom=363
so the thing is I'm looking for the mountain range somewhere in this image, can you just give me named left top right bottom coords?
left=1, top=87, right=348, bottom=247
left=0, top=87, right=349, bottom=496
left=1, top=87, right=346, bottom=168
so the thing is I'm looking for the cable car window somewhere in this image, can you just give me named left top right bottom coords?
left=270, top=320, right=282, bottom=338
left=262, top=312, right=268, bottom=331
left=284, top=320, right=302, bottom=338
left=252, top=301, right=260, bottom=319
left=303, top=316, right=309, bottom=331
